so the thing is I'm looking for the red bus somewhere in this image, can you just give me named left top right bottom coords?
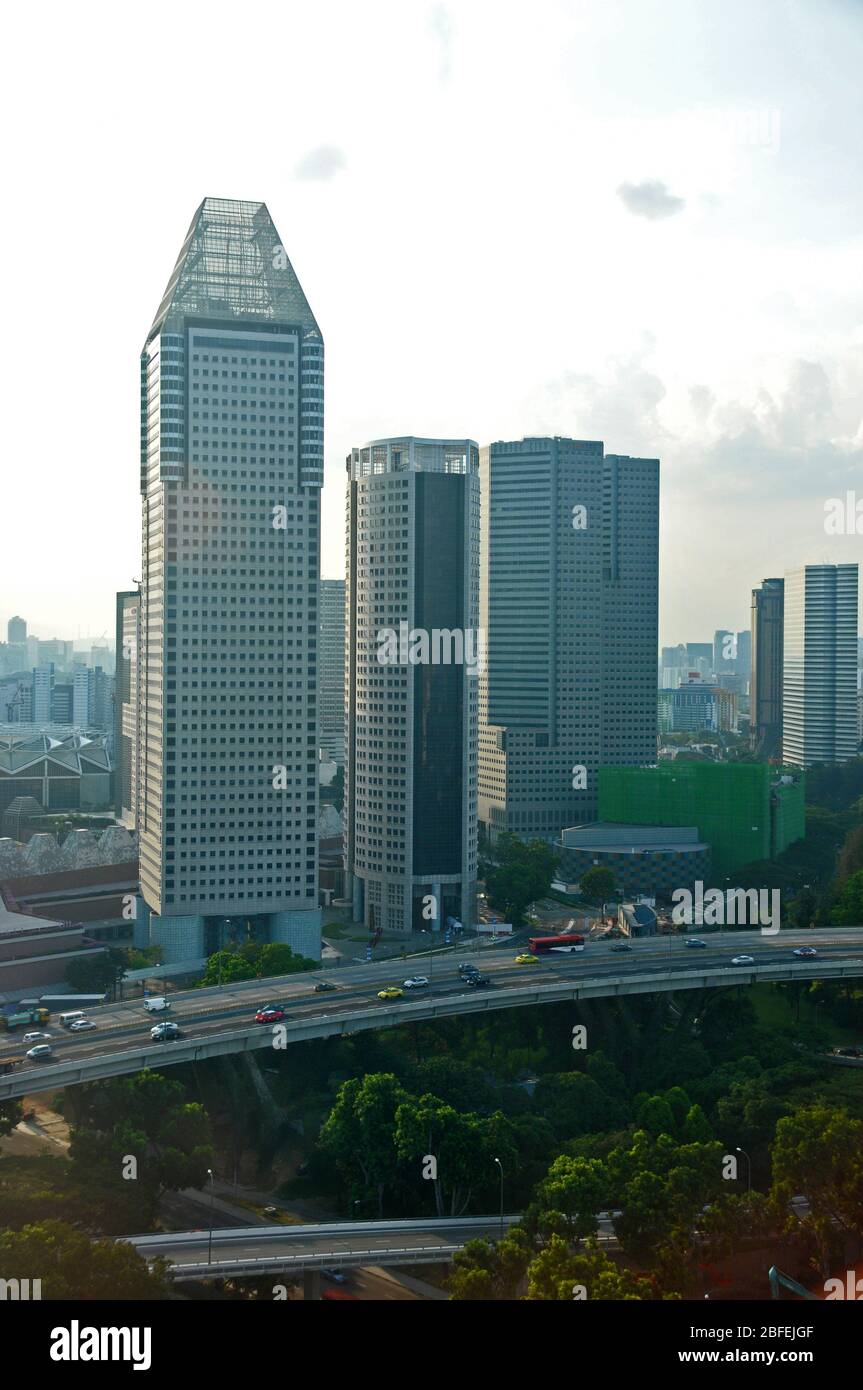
left=528, top=934, right=585, bottom=954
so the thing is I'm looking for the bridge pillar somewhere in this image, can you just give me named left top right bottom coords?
left=303, top=1269, right=322, bottom=1301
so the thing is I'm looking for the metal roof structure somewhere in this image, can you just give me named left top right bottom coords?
left=145, top=197, right=321, bottom=346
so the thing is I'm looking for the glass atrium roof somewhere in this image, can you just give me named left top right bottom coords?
left=145, top=197, right=320, bottom=347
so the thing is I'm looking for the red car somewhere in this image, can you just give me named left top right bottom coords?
left=255, top=1007, right=286, bottom=1024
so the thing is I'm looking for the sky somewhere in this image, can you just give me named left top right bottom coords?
left=2, top=0, right=861, bottom=647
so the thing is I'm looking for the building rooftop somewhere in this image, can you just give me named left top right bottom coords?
left=146, top=197, right=320, bottom=346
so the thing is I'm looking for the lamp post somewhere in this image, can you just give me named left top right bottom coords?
left=206, top=1168, right=215, bottom=1268
left=735, top=1146, right=751, bottom=1192
left=493, top=1157, right=504, bottom=1236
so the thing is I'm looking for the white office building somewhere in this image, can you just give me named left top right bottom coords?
left=782, top=564, right=858, bottom=768
left=135, top=197, right=323, bottom=962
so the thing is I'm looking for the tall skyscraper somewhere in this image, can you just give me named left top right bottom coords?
left=734, top=629, right=751, bottom=683
left=136, top=198, right=323, bottom=962
left=345, top=437, right=479, bottom=934
left=782, top=564, right=858, bottom=768
left=7, top=616, right=26, bottom=645
left=319, top=579, right=346, bottom=766
left=750, top=577, right=784, bottom=759
left=478, top=437, right=659, bottom=841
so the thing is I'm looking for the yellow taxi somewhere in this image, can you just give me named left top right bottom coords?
left=377, top=986, right=405, bottom=1000
left=514, top=953, right=540, bottom=965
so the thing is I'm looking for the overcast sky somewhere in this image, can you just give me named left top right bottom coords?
left=2, top=0, right=861, bottom=647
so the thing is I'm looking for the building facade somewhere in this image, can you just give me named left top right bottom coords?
left=478, top=438, right=659, bottom=841
left=345, top=437, right=479, bottom=935
left=135, top=197, right=323, bottom=963
left=750, top=577, right=784, bottom=759
left=114, top=589, right=140, bottom=826
left=556, top=822, right=710, bottom=901
left=782, top=564, right=858, bottom=769
left=598, top=761, right=804, bottom=881
left=319, top=578, right=346, bottom=765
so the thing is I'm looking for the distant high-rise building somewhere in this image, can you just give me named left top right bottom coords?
left=686, top=642, right=713, bottom=669
left=32, top=664, right=54, bottom=723
left=37, top=639, right=74, bottom=671
left=750, top=578, right=784, bottom=759
left=115, top=590, right=140, bottom=827
left=136, top=197, right=323, bottom=963
left=7, top=616, right=26, bottom=645
left=72, top=664, right=112, bottom=730
left=735, top=629, right=751, bottom=683
left=782, top=564, right=858, bottom=768
left=346, top=437, right=479, bottom=934
left=478, top=437, right=659, bottom=840
left=319, top=579, right=346, bottom=766
left=714, top=629, right=734, bottom=673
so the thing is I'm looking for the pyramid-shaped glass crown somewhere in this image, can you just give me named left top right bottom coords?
left=146, top=197, right=320, bottom=346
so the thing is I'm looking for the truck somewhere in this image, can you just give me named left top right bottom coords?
left=0, top=1057, right=24, bottom=1075
left=0, top=1007, right=50, bottom=1032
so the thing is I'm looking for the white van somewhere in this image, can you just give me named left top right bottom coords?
left=59, top=1010, right=86, bottom=1028
left=143, top=996, right=170, bottom=1013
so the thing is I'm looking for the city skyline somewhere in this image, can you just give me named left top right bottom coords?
left=3, top=1, right=863, bottom=642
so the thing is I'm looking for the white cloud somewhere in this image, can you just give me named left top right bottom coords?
left=617, top=179, right=686, bottom=220
left=295, top=145, right=347, bottom=181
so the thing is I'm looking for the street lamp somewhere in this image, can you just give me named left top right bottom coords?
left=206, top=1168, right=215, bottom=1267
left=493, top=1157, right=504, bottom=1235
left=735, top=1147, right=751, bottom=1192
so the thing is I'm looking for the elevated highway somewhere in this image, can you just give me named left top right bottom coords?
left=2, top=929, right=862, bottom=1101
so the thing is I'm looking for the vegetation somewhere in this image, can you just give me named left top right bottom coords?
left=483, top=834, right=560, bottom=925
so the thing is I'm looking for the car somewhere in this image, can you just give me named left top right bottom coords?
left=25, top=1043, right=53, bottom=1060
left=793, top=946, right=818, bottom=959
left=314, top=981, right=336, bottom=992
left=21, top=1031, right=52, bottom=1044
left=68, top=1019, right=96, bottom=1032
left=835, top=1046, right=863, bottom=1058
left=322, top=1268, right=347, bottom=1284
left=731, top=954, right=755, bottom=966
left=150, top=1022, right=180, bottom=1041
left=515, top=953, right=540, bottom=965
left=377, top=986, right=404, bottom=1000
left=684, top=938, right=707, bottom=948
left=403, top=976, right=430, bottom=990
left=255, top=1007, right=286, bottom=1024
left=610, top=942, right=633, bottom=953
left=465, top=974, right=491, bottom=988
left=458, top=962, right=479, bottom=976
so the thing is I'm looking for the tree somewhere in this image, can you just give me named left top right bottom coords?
left=0, top=1099, right=23, bottom=1138
left=67, top=1071, right=213, bottom=1231
left=65, top=949, right=126, bottom=997
left=395, top=1094, right=517, bottom=1217
left=535, top=1154, right=610, bottom=1241
left=485, top=834, right=559, bottom=924
left=446, top=1227, right=533, bottom=1300
left=320, top=1074, right=409, bottom=1217
left=579, top=866, right=617, bottom=904
left=831, top=869, right=863, bottom=926
left=526, top=1235, right=657, bottom=1301
left=770, top=1104, right=863, bottom=1275
left=533, top=1072, right=627, bottom=1140
left=0, top=1220, right=170, bottom=1299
